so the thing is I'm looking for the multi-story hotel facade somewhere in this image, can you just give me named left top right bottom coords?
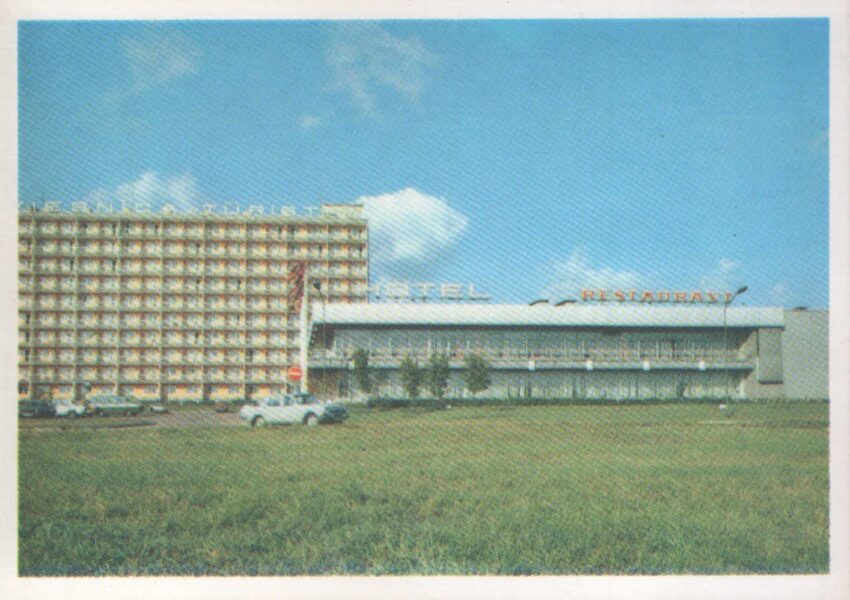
left=18, top=203, right=368, bottom=402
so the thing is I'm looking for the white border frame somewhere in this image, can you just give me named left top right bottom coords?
left=1, top=2, right=847, bottom=599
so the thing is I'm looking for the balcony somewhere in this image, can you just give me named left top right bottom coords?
left=28, top=264, right=55, bottom=273
left=77, top=265, right=106, bottom=275
left=203, top=340, right=246, bottom=348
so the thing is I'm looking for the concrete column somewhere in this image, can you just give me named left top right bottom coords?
left=299, top=269, right=309, bottom=393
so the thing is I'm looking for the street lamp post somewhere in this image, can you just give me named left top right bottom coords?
left=723, top=285, right=748, bottom=403
left=312, top=281, right=327, bottom=391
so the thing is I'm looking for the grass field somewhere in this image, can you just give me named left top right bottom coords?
left=18, top=403, right=828, bottom=575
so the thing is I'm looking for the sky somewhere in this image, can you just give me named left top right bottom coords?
left=18, top=20, right=829, bottom=307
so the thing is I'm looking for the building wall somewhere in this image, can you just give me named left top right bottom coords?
left=312, top=324, right=767, bottom=401
left=18, top=205, right=368, bottom=402
left=315, top=312, right=829, bottom=402
left=782, top=309, right=829, bottom=399
left=327, top=325, right=753, bottom=361
left=314, top=368, right=747, bottom=401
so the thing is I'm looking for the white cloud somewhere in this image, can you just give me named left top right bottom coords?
left=327, top=23, right=436, bottom=115
left=85, top=171, right=203, bottom=212
left=298, top=115, right=321, bottom=130
left=109, top=30, right=201, bottom=99
left=699, top=258, right=741, bottom=291
left=540, top=248, right=644, bottom=300
left=358, top=188, right=468, bottom=277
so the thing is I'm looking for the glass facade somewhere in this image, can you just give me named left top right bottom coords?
left=309, top=324, right=759, bottom=401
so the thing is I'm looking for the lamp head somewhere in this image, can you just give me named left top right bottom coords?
left=735, top=285, right=748, bottom=296
left=312, top=281, right=322, bottom=291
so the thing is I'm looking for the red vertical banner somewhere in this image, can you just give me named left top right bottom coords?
left=287, top=261, right=307, bottom=312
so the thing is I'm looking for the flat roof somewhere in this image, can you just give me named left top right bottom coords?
left=311, top=303, right=785, bottom=329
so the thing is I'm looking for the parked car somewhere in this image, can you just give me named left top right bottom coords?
left=214, top=401, right=231, bottom=413
left=87, top=394, right=143, bottom=417
left=52, top=399, right=88, bottom=418
left=239, top=394, right=348, bottom=428
left=148, top=404, right=168, bottom=414
left=18, top=399, right=56, bottom=418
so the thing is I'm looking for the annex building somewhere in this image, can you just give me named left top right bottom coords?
left=18, top=203, right=368, bottom=402
left=306, top=303, right=829, bottom=401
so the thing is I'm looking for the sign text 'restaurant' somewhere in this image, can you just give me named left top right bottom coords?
left=581, top=289, right=735, bottom=304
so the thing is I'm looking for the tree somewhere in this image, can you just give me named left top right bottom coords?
left=399, top=355, right=422, bottom=400
left=463, top=353, right=491, bottom=396
left=426, top=353, right=450, bottom=399
left=352, top=348, right=372, bottom=396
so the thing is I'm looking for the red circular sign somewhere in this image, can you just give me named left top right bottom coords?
left=286, top=366, right=303, bottom=382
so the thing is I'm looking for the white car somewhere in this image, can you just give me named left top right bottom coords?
left=52, top=399, right=87, bottom=418
left=239, top=394, right=348, bottom=428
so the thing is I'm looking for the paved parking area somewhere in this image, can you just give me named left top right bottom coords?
left=19, top=408, right=249, bottom=432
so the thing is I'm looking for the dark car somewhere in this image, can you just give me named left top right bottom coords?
left=319, top=403, right=349, bottom=424
left=294, top=393, right=349, bottom=424
left=19, top=400, right=56, bottom=418
left=87, top=394, right=143, bottom=417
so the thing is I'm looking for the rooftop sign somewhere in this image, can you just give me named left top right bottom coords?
left=581, top=288, right=736, bottom=304
left=369, top=282, right=491, bottom=303
left=18, top=200, right=359, bottom=218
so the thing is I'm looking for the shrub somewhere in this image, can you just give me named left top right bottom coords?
left=364, top=396, right=770, bottom=410
left=463, top=354, right=491, bottom=396
left=425, top=353, right=450, bottom=399
left=352, top=349, right=372, bottom=395
left=399, top=355, right=422, bottom=400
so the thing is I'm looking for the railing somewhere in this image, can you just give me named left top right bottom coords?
left=309, top=349, right=757, bottom=369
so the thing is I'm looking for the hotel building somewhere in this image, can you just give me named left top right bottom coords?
left=18, top=203, right=368, bottom=402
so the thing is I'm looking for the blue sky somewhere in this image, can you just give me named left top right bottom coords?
left=18, top=20, right=829, bottom=307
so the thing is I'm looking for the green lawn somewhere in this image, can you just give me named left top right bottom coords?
left=18, top=403, right=828, bottom=575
